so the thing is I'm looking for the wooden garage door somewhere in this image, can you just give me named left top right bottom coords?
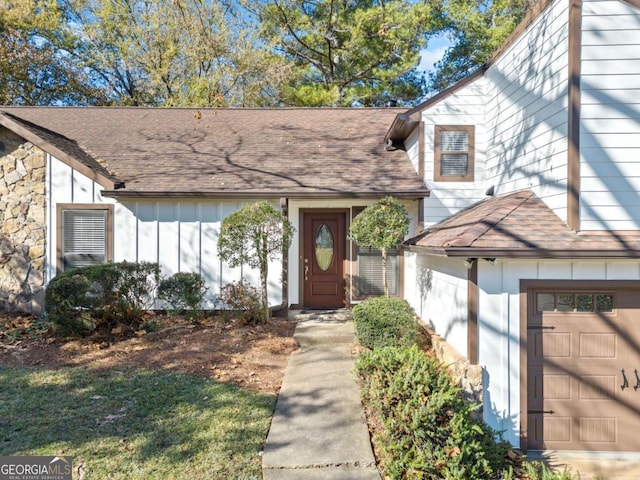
left=527, top=288, right=640, bottom=452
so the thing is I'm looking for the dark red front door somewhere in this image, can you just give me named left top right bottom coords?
left=302, top=211, right=346, bottom=308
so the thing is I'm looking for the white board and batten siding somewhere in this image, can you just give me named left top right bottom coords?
left=580, top=0, right=640, bottom=230
left=46, top=155, right=282, bottom=308
left=419, top=77, right=488, bottom=227
left=483, top=0, right=571, bottom=223
left=477, top=258, right=640, bottom=448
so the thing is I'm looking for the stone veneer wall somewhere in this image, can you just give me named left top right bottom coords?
left=428, top=327, right=483, bottom=408
left=0, top=128, right=46, bottom=314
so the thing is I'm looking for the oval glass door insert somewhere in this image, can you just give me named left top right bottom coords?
left=315, top=224, right=334, bottom=271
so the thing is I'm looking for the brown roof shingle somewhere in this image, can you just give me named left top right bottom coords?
left=0, top=107, right=428, bottom=198
left=404, top=190, right=640, bottom=258
left=0, top=112, right=122, bottom=188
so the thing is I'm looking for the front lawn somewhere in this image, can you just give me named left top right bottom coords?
left=0, top=366, right=275, bottom=479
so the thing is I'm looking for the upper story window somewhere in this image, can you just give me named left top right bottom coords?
left=57, top=204, right=113, bottom=272
left=434, top=125, right=475, bottom=182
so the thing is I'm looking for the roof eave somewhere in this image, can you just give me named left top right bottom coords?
left=404, top=246, right=640, bottom=259
left=384, top=67, right=487, bottom=145
left=101, top=189, right=431, bottom=200
left=384, top=113, right=419, bottom=149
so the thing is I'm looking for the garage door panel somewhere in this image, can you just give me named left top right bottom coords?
left=579, top=375, right=617, bottom=400
left=580, top=333, right=617, bottom=358
left=527, top=287, right=640, bottom=452
left=544, top=416, right=572, bottom=443
left=543, top=332, right=572, bottom=357
left=579, top=417, right=617, bottom=443
left=544, top=375, right=572, bottom=400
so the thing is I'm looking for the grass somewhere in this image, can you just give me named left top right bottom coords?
left=0, top=366, right=276, bottom=479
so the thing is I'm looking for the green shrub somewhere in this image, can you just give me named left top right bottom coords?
left=353, top=296, right=418, bottom=349
left=45, top=262, right=161, bottom=336
left=157, top=272, right=208, bottom=321
left=141, top=319, right=162, bottom=333
left=515, top=461, right=578, bottom=480
left=43, top=272, right=94, bottom=335
left=356, top=345, right=511, bottom=479
left=219, top=280, right=264, bottom=324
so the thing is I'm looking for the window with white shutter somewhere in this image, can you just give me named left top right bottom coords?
left=435, top=125, right=475, bottom=181
left=57, top=205, right=113, bottom=271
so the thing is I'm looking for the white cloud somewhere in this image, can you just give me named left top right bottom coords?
left=417, top=35, right=452, bottom=74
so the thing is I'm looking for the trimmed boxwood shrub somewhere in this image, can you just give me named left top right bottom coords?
left=356, top=345, right=510, bottom=479
left=157, top=272, right=208, bottom=322
left=45, top=261, right=161, bottom=336
left=353, top=296, right=418, bottom=349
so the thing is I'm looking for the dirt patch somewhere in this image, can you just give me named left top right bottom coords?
left=0, top=313, right=298, bottom=396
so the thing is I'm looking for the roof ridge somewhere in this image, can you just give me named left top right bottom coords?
left=1, top=106, right=407, bottom=112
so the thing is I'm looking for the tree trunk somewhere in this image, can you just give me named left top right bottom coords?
left=381, top=247, right=388, bottom=297
left=261, top=257, right=270, bottom=323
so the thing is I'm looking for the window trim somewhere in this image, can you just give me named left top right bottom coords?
left=350, top=207, right=404, bottom=300
left=434, top=125, right=475, bottom=182
left=56, top=203, right=114, bottom=273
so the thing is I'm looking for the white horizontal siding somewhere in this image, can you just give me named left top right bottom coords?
left=405, top=127, right=420, bottom=175
left=483, top=0, right=570, bottom=221
left=583, top=9, right=640, bottom=30
left=582, top=173, right=640, bottom=191
left=583, top=0, right=640, bottom=15
left=581, top=117, right=640, bottom=132
left=580, top=0, right=640, bottom=231
left=582, top=28, right=640, bottom=44
left=582, top=74, right=640, bottom=91
left=421, top=77, right=488, bottom=226
left=582, top=44, right=640, bottom=61
left=424, top=189, right=489, bottom=227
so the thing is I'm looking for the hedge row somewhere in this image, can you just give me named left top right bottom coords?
left=45, top=262, right=207, bottom=336
left=356, top=345, right=510, bottom=479
left=353, top=297, right=577, bottom=480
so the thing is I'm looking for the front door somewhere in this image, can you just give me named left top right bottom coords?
left=302, top=211, right=346, bottom=308
left=526, top=287, right=640, bottom=452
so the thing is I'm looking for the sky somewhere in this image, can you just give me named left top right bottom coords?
left=418, top=33, right=451, bottom=75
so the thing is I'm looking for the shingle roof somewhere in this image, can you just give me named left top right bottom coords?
left=404, top=190, right=640, bottom=257
left=0, top=107, right=428, bottom=198
left=0, top=112, right=122, bottom=188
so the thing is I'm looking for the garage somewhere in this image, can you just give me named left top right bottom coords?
left=522, top=281, right=640, bottom=452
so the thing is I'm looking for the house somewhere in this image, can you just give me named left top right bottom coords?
left=0, top=107, right=426, bottom=314
left=388, top=0, right=640, bottom=455
left=1, top=0, right=639, bottom=458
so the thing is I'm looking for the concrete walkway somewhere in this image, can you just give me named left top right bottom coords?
left=262, top=310, right=380, bottom=480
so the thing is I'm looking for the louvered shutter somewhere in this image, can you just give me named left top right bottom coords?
left=62, top=209, right=108, bottom=270
left=356, top=247, right=399, bottom=296
left=440, top=130, right=469, bottom=176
